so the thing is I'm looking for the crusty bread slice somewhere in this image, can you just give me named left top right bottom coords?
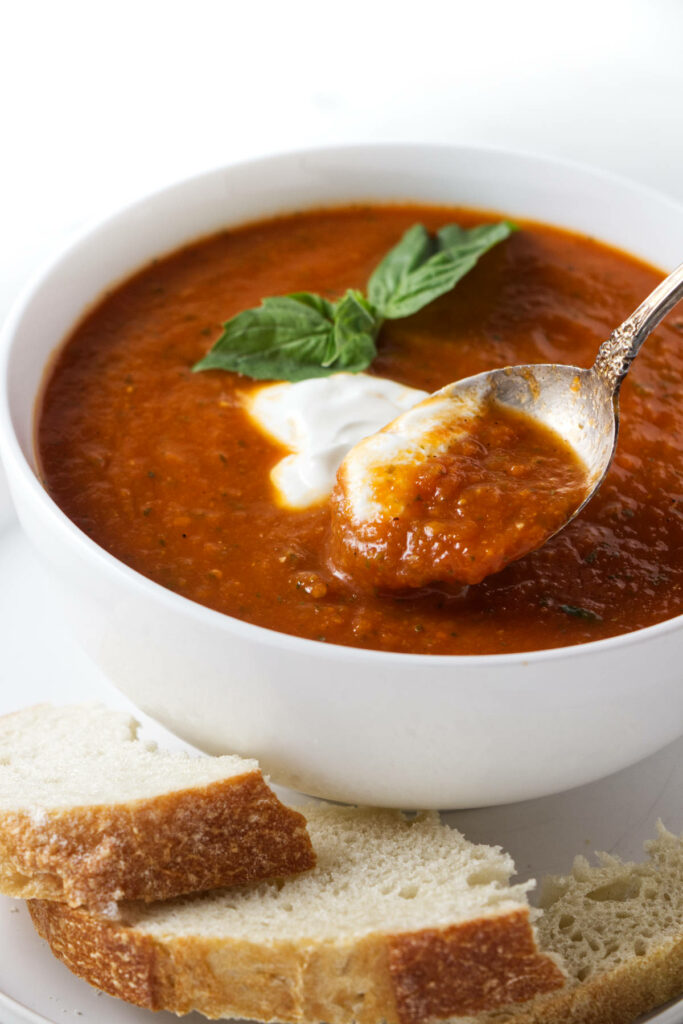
left=0, top=704, right=314, bottom=907
left=29, top=805, right=565, bottom=1022
left=474, top=824, right=683, bottom=1024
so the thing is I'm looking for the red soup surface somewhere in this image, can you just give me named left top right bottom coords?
left=37, top=205, right=683, bottom=655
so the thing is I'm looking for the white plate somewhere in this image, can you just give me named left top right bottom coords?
left=1, top=512, right=682, bottom=1023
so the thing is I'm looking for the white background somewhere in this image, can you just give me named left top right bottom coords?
left=1, top=3, right=683, bottom=1021
left=2, top=0, right=683, bottom=318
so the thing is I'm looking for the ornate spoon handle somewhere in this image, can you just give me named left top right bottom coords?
left=593, top=260, right=683, bottom=392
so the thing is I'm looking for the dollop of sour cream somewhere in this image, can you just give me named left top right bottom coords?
left=245, top=373, right=428, bottom=509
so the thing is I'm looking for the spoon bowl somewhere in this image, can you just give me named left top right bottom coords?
left=435, top=361, right=615, bottom=537
left=331, top=363, right=613, bottom=588
left=332, top=260, right=683, bottom=588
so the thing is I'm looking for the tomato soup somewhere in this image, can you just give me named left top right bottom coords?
left=37, top=205, right=683, bottom=654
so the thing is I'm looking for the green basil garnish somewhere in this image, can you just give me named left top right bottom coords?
left=368, top=221, right=516, bottom=319
left=192, top=291, right=381, bottom=381
left=331, top=290, right=380, bottom=371
left=193, top=220, right=516, bottom=381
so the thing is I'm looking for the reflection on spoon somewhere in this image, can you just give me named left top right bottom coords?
left=330, top=260, right=683, bottom=588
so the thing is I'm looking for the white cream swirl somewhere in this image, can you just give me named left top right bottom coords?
left=246, top=373, right=427, bottom=509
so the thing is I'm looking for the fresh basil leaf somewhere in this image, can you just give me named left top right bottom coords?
left=192, top=290, right=381, bottom=381
left=284, top=292, right=336, bottom=319
left=367, top=225, right=435, bottom=314
left=437, top=221, right=516, bottom=255
left=192, top=294, right=338, bottom=381
left=331, top=289, right=381, bottom=371
left=368, top=220, right=517, bottom=320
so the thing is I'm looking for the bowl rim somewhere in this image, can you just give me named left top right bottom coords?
left=2, top=139, right=683, bottom=670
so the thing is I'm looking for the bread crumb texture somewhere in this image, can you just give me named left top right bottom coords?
left=29, top=805, right=564, bottom=1022
left=0, top=704, right=314, bottom=904
left=474, top=823, right=683, bottom=1024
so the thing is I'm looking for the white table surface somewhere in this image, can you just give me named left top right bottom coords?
left=1, top=2, right=683, bottom=1021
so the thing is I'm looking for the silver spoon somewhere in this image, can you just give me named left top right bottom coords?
left=419, top=259, right=683, bottom=534
left=333, top=261, right=683, bottom=586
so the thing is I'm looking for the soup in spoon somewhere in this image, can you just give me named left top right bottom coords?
left=330, top=394, right=588, bottom=588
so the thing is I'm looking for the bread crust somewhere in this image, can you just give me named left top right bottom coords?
left=1, top=772, right=315, bottom=906
left=477, top=932, right=683, bottom=1024
left=389, top=910, right=564, bottom=1022
left=29, top=900, right=564, bottom=1022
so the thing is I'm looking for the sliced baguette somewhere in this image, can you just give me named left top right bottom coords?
left=0, top=704, right=314, bottom=906
left=475, top=823, right=683, bottom=1024
left=29, top=804, right=565, bottom=1022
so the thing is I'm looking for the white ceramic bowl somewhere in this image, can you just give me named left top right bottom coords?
left=2, top=144, right=683, bottom=809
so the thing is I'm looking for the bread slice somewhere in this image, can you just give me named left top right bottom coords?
left=28, top=805, right=565, bottom=1022
left=0, top=704, right=314, bottom=907
left=475, top=823, right=683, bottom=1024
